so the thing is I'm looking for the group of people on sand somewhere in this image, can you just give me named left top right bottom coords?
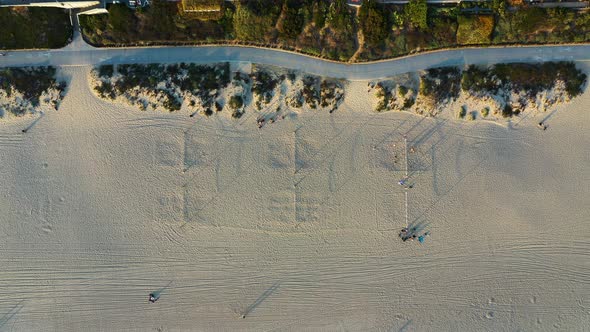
left=257, top=114, right=286, bottom=129
left=399, top=227, right=429, bottom=243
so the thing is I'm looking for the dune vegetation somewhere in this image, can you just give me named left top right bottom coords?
left=0, top=66, right=67, bottom=118
left=78, top=0, right=590, bottom=62
left=371, top=61, right=587, bottom=119
left=0, top=7, right=72, bottom=49
left=90, top=63, right=345, bottom=122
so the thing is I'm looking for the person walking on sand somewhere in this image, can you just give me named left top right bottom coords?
left=149, top=293, right=159, bottom=303
left=418, top=231, right=430, bottom=243
left=399, top=227, right=408, bottom=239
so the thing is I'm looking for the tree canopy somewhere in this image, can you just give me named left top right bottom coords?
left=359, top=0, right=389, bottom=45
left=404, top=0, right=428, bottom=30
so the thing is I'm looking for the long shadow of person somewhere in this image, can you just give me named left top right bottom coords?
left=149, top=281, right=173, bottom=303
left=400, top=221, right=430, bottom=242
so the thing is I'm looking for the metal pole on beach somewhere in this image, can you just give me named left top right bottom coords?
left=404, top=135, right=408, bottom=179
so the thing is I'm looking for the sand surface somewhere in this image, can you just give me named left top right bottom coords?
left=0, top=65, right=589, bottom=331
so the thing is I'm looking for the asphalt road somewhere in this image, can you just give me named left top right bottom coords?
left=1, top=44, right=589, bottom=80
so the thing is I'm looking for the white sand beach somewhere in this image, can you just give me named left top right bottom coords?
left=0, top=64, right=588, bottom=331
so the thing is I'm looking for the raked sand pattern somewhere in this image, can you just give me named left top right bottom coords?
left=0, top=65, right=588, bottom=331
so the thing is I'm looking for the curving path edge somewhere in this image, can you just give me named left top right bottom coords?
left=1, top=44, right=589, bottom=80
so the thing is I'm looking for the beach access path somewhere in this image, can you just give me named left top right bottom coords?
left=1, top=42, right=590, bottom=80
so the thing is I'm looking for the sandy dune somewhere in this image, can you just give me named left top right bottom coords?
left=0, top=65, right=589, bottom=331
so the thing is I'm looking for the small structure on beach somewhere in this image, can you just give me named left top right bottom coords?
left=178, top=0, right=223, bottom=19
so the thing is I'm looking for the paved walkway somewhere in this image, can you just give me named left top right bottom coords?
left=1, top=43, right=589, bottom=80
left=61, top=9, right=96, bottom=52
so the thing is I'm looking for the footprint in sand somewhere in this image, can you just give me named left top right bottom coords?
left=41, top=224, right=52, bottom=233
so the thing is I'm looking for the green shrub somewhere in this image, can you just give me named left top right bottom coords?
left=462, top=62, right=586, bottom=98
left=234, top=2, right=279, bottom=42
left=312, top=1, right=327, bottom=28
left=93, top=63, right=234, bottom=112
left=403, top=97, right=415, bottom=109
left=514, top=7, right=546, bottom=33
left=108, top=4, right=136, bottom=34
left=491, top=0, right=506, bottom=17
left=0, top=66, right=62, bottom=106
left=494, top=62, right=586, bottom=97
left=76, top=0, right=590, bottom=64
left=326, top=0, right=353, bottom=31
left=420, top=67, right=461, bottom=101
left=398, top=85, right=409, bottom=96
left=162, top=91, right=181, bottom=111
left=278, top=1, right=304, bottom=40
left=462, top=65, right=499, bottom=93
left=501, top=104, right=513, bottom=118
left=458, top=105, right=467, bottom=119
left=302, top=76, right=320, bottom=108
left=359, top=0, right=389, bottom=45
left=289, top=92, right=303, bottom=108
left=94, top=81, right=116, bottom=99
left=229, top=95, right=244, bottom=109
left=481, top=107, right=489, bottom=117
left=457, top=15, right=494, bottom=45
left=98, top=65, right=114, bottom=78
left=251, top=70, right=279, bottom=104
left=0, top=8, right=72, bottom=49
left=404, top=0, right=428, bottom=30
left=320, top=79, right=343, bottom=108
left=232, top=109, right=244, bottom=118
left=391, top=11, right=404, bottom=29
left=463, top=62, right=586, bottom=114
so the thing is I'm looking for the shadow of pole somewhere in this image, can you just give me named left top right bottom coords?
left=398, top=319, right=413, bottom=332
left=241, top=281, right=280, bottom=319
left=540, top=108, right=560, bottom=124
left=0, top=300, right=25, bottom=330
left=22, top=112, right=45, bottom=133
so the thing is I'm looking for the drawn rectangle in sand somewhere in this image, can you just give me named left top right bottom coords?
left=295, top=191, right=325, bottom=223
left=374, top=192, right=404, bottom=231
left=152, top=192, right=183, bottom=223
left=183, top=166, right=217, bottom=224
left=263, top=191, right=296, bottom=223
left=152, top=137, right=182, bottom=167
left=371, top=138, right=405, bottom=173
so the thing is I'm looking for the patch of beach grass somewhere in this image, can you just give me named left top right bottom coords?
left=457, top=15, right=494, bottom=45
